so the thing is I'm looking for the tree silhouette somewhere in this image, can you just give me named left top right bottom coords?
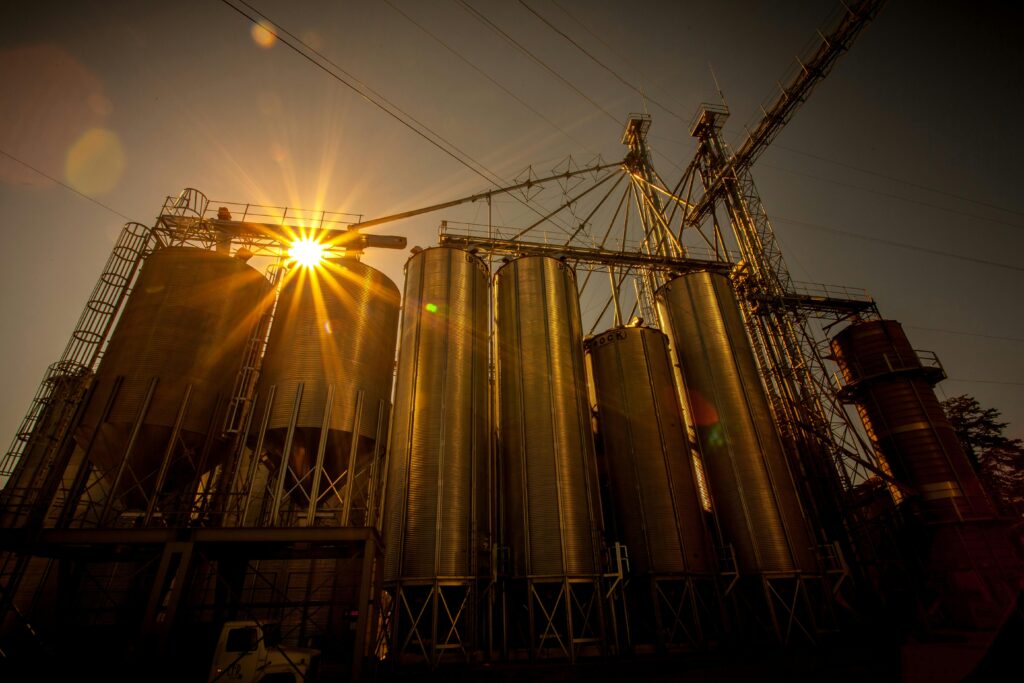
left=941, top=394, right=1024, bottom=517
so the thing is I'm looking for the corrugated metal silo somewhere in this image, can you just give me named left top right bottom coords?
left=254, top=258, right=400, bottom=507
left=831, top=320, right=994, bottom=521
left=383, top=247, right=489, bottom=582
left=655, top=270, right=816, bottom=574
left=495, top=256, right=602, bottom=577
left=585, top=326, right=713, bottom=575
left=76, top=246, right=271, bottom=498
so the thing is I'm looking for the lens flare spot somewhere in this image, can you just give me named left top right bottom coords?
left=706, top=423, right=726, bottom=448
left=425, top=303, right=438, bottom=313
left=324, top=320, right=333, bottom=334
left=251, top=21, right=277, bottom=48
left=270, top=142, right=288, bottom=163
left=289, top=238, right=324, bottom=268
left=65, top=128, right=124, bottom=195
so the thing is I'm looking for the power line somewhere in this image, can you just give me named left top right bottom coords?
left=762, top=162, right=1024, bottom=231
left=455, top=0, right=621, bottom=126
left=381, top=0, right=591, bottom=152
left=222, top=0, right=591, bottom=234
left=947, top=378, right=1024, bottom=387
left=517, top=0, right=686, bottom=123
left=774, top=143, right=1024, bottom=218
left=774, top=214, right=1024, bottom=274
left=905, top=325, right=1024, bottom=344
left=220, top=0, right=500, bottom=188
left=0, top=149, right=133, bottom=222
left=549, top=0, right=645, bottom=83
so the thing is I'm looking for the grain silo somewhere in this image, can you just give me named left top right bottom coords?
left=495, top=255, right=605, bottom=658
left=585, top=325, right=712, bottom=575
left=382, top=247, right=489, bottom=663
left=74, top=246, right=271, bottom=510
left=655, top=270, right=817, bottom=576
left=585, top=324, right=720, bottom=646
left=253, top=257, right=400, bottom=524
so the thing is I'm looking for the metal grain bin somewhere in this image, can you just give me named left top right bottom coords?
left=495, top=256, right=603, bottom=577
left=585, top=326, right=713, bottom=575
left=254, top=257, right=400, bottom=503
left=831, top=320, right=994, bottom=521
left=383, top=247, right=489, bottom=582
left=76, top=247, right=271, bottom=498
left=655, top=271, right=815, bottom=574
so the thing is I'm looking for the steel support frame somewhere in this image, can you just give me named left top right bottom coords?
left=385, top=579, right=476, bottom=668
left=0, top=527, right=383, bottom=679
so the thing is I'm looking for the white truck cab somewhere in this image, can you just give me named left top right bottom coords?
left=208, top=620, right=319, bottom=683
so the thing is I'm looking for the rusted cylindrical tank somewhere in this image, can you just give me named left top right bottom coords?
left=496, top=256, right=603, bottom=577
left=383, top=247, right=489, bottom=582
left=655, top=270, right=816, bottom=574
left=76, top=247, right=271, bottom=497
left=585, top=326, right=713, bottom=575
left=831, top=320, right=994, bottom=521
left=254, top=258, right=400, bottom=506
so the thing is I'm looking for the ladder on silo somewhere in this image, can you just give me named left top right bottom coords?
left=223, top=262, right=285, bottom=435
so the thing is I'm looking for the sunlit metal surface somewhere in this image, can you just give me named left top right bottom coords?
left=585, top=326, right=713, bottom=575
left=255, top=258, right=400, bottom=495
left=656, top=271, right=816, bottom=574
left=75, top=246, right=271, bottom=496
left=496, top=256, right=602, bottom=576
left=383, top=247, right=489, bottom=581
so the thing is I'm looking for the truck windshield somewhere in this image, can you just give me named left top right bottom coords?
left=225, top=627, right=259, bottom=652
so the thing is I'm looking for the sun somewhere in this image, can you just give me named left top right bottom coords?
left=288, top=238, right=324, bottom=268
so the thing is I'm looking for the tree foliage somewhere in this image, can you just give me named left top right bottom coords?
left=941, top=394, right=1024, bottom=517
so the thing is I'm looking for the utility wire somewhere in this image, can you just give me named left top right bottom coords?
left=221, top=0, right=501, bottom=189
left=774, top=143, right=1024, bottom=218
left=381, top=0, right=591, bottom=152
left=763, top=162, right=1024, bottom=231
left=517, top=0, right=686, bottom=124
left=905, top=325, right=1024, bottom=344
left=225, top=0, right=593, bottom=234
left=549, top=0, right=645, bottom=84
left=0, top=149, right=133, bottom=222
left=455, top=0, right=620, bottom=126
left=775, top=214, right=1024, bottom=274
left=947, top=378, right=1024, bottom=387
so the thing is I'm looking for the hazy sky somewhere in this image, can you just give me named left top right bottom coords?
left=1, top=0, right=1022, bottom=452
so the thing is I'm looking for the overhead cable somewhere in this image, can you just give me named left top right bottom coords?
left=0, top=149, right=133, bottom=222
left=775, top=214, right=1024, bottom=273
left=221, top=0, right=501, bottom=188
left=381, top=0, right=592, bottom=153
left=774, top=143, right=1024, bottom=218
left=517, top=0, right=686, bottom=124
left=455, top=0, right=620, bottom=126
left=763, top=163, right=1024, bottom=231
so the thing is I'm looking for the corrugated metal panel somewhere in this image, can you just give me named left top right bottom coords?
left=586, top=326, right=713, bottom=575
left=655, top=271, right=815, bottom=574
left=383, top=247, right=489, bottom=581
left=496, top=256, right=602, bottom=577
left=76, top=247, right=271, bottom=494
left=255, top=258, right=400, bottom=490
left=832, top=320, right=994, bottom=521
